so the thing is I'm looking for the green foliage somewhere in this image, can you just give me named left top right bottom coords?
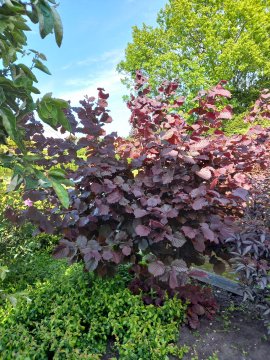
left=223, top=113, right=250, bottom=136
left=0, top=0, right=67, bottom=146
left=0, top=0, right=71, bottom=208
left=223, top=112, right=270, bottom=136
left=118, top=0, right=270, bottom=112
left=0, top=253, right=188, bottom=359
left=0, top=180, right=60, bottom=264
left=0, top=217, right=59, bottom=264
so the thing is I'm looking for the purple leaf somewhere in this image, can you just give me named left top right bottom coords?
left=98, top=204, right=110, bottom=215
left=195, top=167, right=212, bottom=180
left=76, top=235, right=88, bottom=248
left=162, top=170, right=174, bottom=184
left=171, top=259, right=187, bottom=273
left=192, top=197, right=208, bottom=210
left=78, top=217, right=90, bottom=227
left=192, top=304, right=205, bottom=316
left=135, top=225, right=151, bottom=237
left=169, top=268, right=178, bottom=289
left=107, top=190, right=122, bottom=204
left=53, top=243, right=69, bottom=259
left=91, top=182, right=103, bottom=194
left=147, top=196, right=161, bottom=207
left=134, top=208, right=148, bottom=218
left=122, top=245, right=132, bottom=256
left=168, top=232, right=186, bottom=248
left=232, top=188, right=249, bottom=201
left=182, top=226, right=197, bottom=239
left=102, top=250, right=113, bottom=260
left=85, top=258, right=99, bottom=271
left=148, top=261, right=165, bottom=277
left=200, top=223, right=215, bottom=242
left=87, top=239, right=101, bottom=251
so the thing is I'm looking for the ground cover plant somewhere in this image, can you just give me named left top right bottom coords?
left=0, top=245, right=189, bottom=359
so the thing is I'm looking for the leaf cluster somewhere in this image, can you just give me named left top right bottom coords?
left=0, top=1, right=73, bottom=207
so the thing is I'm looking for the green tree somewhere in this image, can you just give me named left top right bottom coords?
left=0, top=0, right=71, bottom=207
left=118, top=0, right=270, bottom=113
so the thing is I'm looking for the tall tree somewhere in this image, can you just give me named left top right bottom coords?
left=118, top=0, right=270, bottom=113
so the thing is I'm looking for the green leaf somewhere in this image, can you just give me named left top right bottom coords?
left=48, top=168, right=73, bottom=186
left=29, top=49, right=47, bottom=61
left=0, top=265, right=9, bottom=281
left=57, top=108, right=71, bottom=132
left=7, top=173, right=23, bottom=191
left=23, top=154, right=42, bottom=162
left=7, top=295, right=17, bottom=307
left=30, top=86, right=41, bottom=94
left=48, top=168, right=66, bottom=179
left=36, top=1, right=54, bottom=39
left=60, top=178, right=74, bottom=186
left=18, top=64, right=38, bottom=82
left=33, top=59, right=51, bottom=75
left=14, top=19, right=31, bottom=31
left=25, top=176, right=39, bottom=190
left=26, top=6, right=39, bottom=24
left=51, top=179, right=70, bottom=209
left=37, top=97, right=71, bottom=131
left=0, top=107, right=17, bottom=142
left=51, top=6, right=63, bottom=47
left=0, top=87, right=6, bottom=105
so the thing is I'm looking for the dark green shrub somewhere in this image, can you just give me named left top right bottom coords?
left=0, top=254, right=188, bottom=359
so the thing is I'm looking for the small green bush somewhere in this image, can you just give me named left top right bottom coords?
left=0, top=254, right=188, bottom=359
left=0, top=182, right=60, bottom=265
left=223, top=112, right=270, bottom=136
left=223, top=113, right=249, bottom=135
left=0, top=217, right=60, bottom=265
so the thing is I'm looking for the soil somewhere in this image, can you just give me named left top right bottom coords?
left=177, top=288, right=270, bottom=360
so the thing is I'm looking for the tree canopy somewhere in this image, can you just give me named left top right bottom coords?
left=118, top=0, right=270, bottom=112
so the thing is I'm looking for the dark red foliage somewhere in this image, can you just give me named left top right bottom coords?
left=8, top=72, right=270, bottom=297
left=226, top=170, right=270, bottom=293
left=128, top=264, right=218, bottom=329
left=245, top=89, right=270, bottom=123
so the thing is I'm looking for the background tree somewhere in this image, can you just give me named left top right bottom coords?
left=118, top=0, right=270, bottom=114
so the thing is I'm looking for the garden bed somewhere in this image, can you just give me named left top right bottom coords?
left=101, top=287, right=270, bottom=360
left=177, top=288, right=269, bottom=360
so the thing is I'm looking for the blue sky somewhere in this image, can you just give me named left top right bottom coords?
left=27, top=0, right=166, bottom=137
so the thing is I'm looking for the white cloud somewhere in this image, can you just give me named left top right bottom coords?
left=77, top=49, right=123, bottom=67
left=56, top=68, right=131, bottom=137
left=44, top=48, right=132, bottom=137
left=61, top=49, right=123, bottom=71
